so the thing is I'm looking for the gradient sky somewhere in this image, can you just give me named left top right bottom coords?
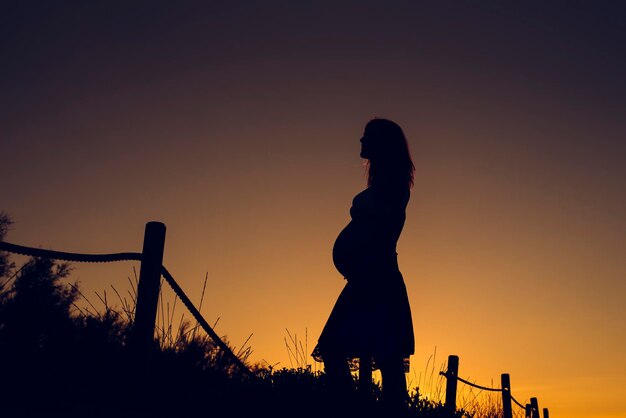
left=1, top=2, right=625, bottom=417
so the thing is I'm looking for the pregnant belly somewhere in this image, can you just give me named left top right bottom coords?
left=332, top=222, right=369, bottom=278
left=333, top=222, right=399, bottom=280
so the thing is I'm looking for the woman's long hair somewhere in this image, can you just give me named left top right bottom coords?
left=365, top=118, right=415, bottom=189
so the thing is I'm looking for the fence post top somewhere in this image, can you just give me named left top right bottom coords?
left=145, top=221, right=166, bottom=231
left=501, top=373, right=511, bottom=387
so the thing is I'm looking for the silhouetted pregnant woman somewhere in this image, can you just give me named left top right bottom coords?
left=312, top=118, right=415, bottom=409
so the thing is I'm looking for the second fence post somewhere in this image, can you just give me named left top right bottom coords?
left=132, top=221, right=166, bottom=354
left=530, top=397, right=540, bottom=418
left=444, top=355, right=459, bottom=415
left=501, top=373, right=513, bottom=418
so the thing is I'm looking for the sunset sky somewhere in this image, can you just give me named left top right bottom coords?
left=1, top=2, right=625, bottom=417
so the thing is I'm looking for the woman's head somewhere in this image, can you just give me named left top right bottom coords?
left=360, top=118, right=415, bottom=188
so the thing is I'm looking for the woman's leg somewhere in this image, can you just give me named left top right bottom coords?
left=379, top=357, right=409, bottom=410
left=322, top=353, right=353, bottom=391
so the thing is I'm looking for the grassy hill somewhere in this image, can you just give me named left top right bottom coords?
left=0, top=216, right=490, bottom=418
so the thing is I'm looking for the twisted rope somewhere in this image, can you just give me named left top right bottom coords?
left=1, top=240, right=254, bottom=378
left=0, top=241, right=141, bottom=263
left=511, top=394, right=526, bottom=409
left=441, top=370, right=530, bottom=410
left=161, top=266, right=254, bottom=378
left=440, top=371, right=502, bottom=392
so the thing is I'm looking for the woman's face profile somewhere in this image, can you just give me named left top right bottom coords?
left=360, top=126, right=379, bottom=160
left=361, top=127, right=381, bottom=161
left=360, top=134, right=369, bottom=159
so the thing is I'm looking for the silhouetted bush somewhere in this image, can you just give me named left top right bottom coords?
left=0, top=214, right=465, bottom=418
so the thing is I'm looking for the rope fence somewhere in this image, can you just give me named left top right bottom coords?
left=511, top=394, right=527, bottom=409
left=1, top=222, right=551, bottom=415
left=440, top=354, right=548, bottom=418
left=0, top=222, right=254, bottom=379
left=0, top=240, right=141, bottom=263
left=440, top=371, right=502, bottom=392
left=160, top=266, right=253, bottom=377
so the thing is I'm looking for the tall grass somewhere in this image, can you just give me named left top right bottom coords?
left=0, top=251, right=507, bottom=418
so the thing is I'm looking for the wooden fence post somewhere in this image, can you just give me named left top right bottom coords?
left=444, top=355, right=459, bottom=415
left=132, top=221, right=166, bottom=353
left=543, top=408, right=549, bottom=418
left=501, top=373, right=513, bottom=418
left=525, top=403, right=532, bottom=418
left=530, top=397, right=540, bottom=418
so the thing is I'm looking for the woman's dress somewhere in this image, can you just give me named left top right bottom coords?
left=312, top=186, right=414, bottom=370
